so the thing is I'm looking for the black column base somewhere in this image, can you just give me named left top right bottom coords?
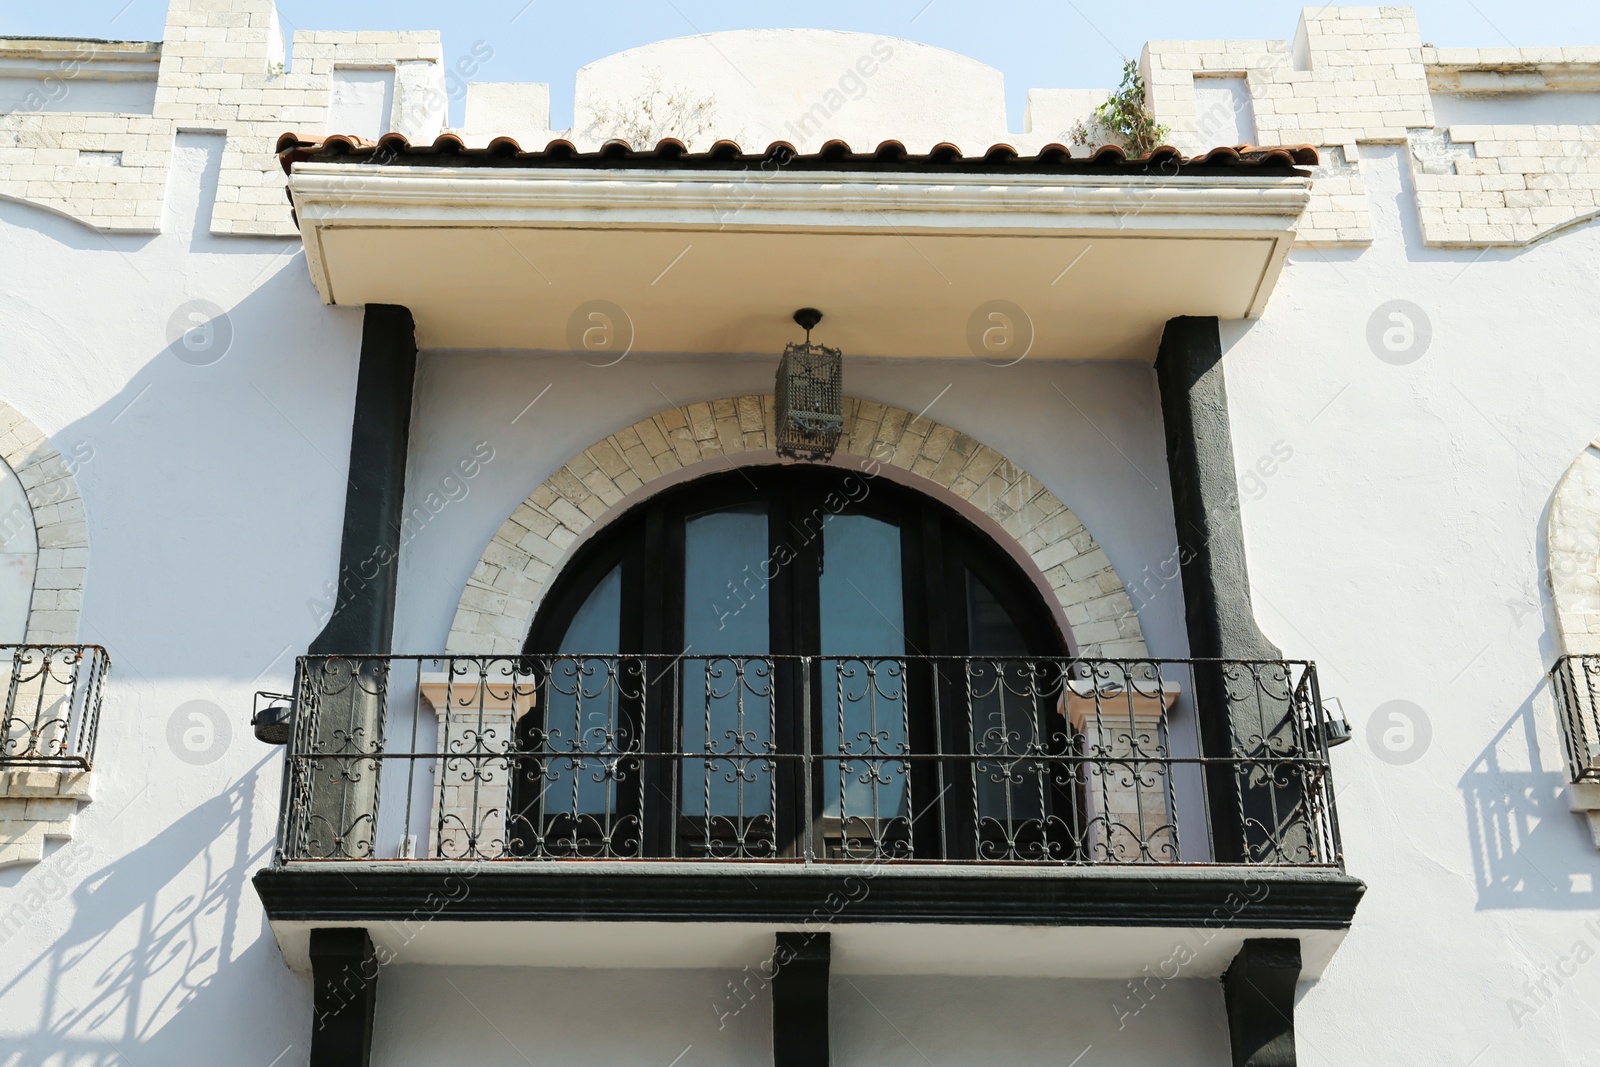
left=1223, top=937, right=1301, bottom=1067
left=310, top=927, right=379, bottom=1067
left=772, top=932, right=830, bottom=1067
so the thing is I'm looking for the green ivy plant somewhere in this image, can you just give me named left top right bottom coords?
left=1070, top=59, right=1170, bottom=158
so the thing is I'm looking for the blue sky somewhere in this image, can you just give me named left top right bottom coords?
left=11, top=1, right=1600, bottom=129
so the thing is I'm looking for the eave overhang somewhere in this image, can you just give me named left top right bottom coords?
left=287, top=159, right=1312, bottom=359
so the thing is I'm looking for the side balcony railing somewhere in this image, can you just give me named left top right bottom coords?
left=0, top=645, right=110, bottom=769
left=268, top=654, right=1344, bottom=869
left=1551, top=654, right=1600, bottom=782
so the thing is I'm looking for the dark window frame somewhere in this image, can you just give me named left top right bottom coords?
left=514, top=464, right=1070, bottom=861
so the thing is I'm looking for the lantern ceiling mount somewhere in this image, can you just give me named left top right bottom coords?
left=775, top=307, right=844, bottom=463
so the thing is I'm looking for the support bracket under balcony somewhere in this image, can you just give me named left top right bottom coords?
left=773, top=932, right=830, bottom=1067
left=1223, top=938, right=1301, bottom=1067
left=310, top=927, right=379, bottom=1067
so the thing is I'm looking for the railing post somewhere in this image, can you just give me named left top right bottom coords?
left=801, top=655, right=814, bottom=864
left=300, top=657, right=388, bottom=859
left=272, top=659, right=304, bottom=864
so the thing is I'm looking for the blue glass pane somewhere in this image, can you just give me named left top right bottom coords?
left=820, top=513, right=907, bottom=825
left=681, top=507, right=772, bottom=819
left=967, top=569, right=1045, bottom=823
left=545, top=565, right=622, bottom=815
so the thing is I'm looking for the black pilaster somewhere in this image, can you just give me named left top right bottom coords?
left=772, top=932, right=829, bottom=1067
left=1153, top=316, right=1279, bottom=663
left=309, top=303, right=417, bottom=656
left=1222, top=938, right=1301, bottom=1067
left=310, top=927, right=379, bottom=1067
left=1154, top=316, right=1309, bottom=865
left=301, top=304, right=415, bottom=859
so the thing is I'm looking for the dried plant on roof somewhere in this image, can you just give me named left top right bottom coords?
left=1070, top=59, right=1171, bottom=158
left=578, top=70, right=722, bottom=150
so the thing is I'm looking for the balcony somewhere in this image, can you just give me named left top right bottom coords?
left=1552, top=654, right=1600, bottom=782
left=0, top=644, right=108, bottom=769
left=0, top=644, right=109, bottom=868
left=1551, top=655, right=1600, bottom=846
left=254, top=654, right=1360, bottom=976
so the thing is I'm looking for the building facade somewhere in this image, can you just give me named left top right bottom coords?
left=2, top=2, right=1599, bottom=1064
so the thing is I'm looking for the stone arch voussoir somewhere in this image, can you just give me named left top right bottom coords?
left=446, top=395, right=1147, bottom=659
left=1550, top=437, right=1600, bottom=657
left=1547, top=436, right=1600, bottom=846
left=0, top=398, right=88, bottom=645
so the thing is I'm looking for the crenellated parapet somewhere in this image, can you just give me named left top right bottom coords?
left=1146, top=9, right=1600, bottom=247
left=3, top=3, right=1600, bottom=248
left=0, top=0, right=445, bottom=236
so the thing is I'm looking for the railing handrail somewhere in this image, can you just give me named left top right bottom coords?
left=296, top=652, right=1320, bottom=666
left=272, top=652, right=1341, bottom=870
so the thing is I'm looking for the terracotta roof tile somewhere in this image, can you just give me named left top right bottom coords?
left=276, top=132, right=1318, bottom=176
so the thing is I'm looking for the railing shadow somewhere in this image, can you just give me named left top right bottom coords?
left=0, top=758, right=304, bottom=1065
left=1459, top=683, right=1600, bottom=909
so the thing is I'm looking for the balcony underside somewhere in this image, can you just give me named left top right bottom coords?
left=288, top=164, right=1311, bottom=358
left=255, top=862, right=1363, bottom=978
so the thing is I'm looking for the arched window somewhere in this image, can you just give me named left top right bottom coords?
left=511, top=465, right=1072, bottom=862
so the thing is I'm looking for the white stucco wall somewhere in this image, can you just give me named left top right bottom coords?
left=374, top=965, right=771, bottom=1066
left=833, top=974, right=1230, bottom=1066
left=1219, top=143, right=1600, bottom=1064
left=0, top=131, right=354, bottom=1062
left=572, top=30, right=1010, bottom=152
left=371, top=967, right=1232, bottom=1067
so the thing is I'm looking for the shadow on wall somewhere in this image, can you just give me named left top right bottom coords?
left=0, top=758, right=309, bottom=1065
left=1457, top=451, right=1600, bottom=909
left=1460, top=685, right=1600, bottom=910
left=0, top=136, right=357, bottom=682
left=0, top=134, right=352, bottom=1058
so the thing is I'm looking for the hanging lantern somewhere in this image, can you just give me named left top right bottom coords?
left=774, top=307, right=843, bottom=461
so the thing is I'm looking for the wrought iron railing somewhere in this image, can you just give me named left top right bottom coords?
left=0, top=645, right=110, bottom=769
left=1551, top=655, right=1600, bottom=783
left=270, top=655, right=1343, bottom=869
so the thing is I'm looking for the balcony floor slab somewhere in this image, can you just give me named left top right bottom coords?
left=255, top=862, right=1362, bottom=980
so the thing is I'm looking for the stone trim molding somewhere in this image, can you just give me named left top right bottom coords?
left=0, top=768, right=92, bottom=869
left=446, top=394, right=1148, bottom=659
left=1550, top=436, right=1600, bottom=658
left=0, top=399, right=88, bottom=645
left=1547, top=436, right=1600, bottom=847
